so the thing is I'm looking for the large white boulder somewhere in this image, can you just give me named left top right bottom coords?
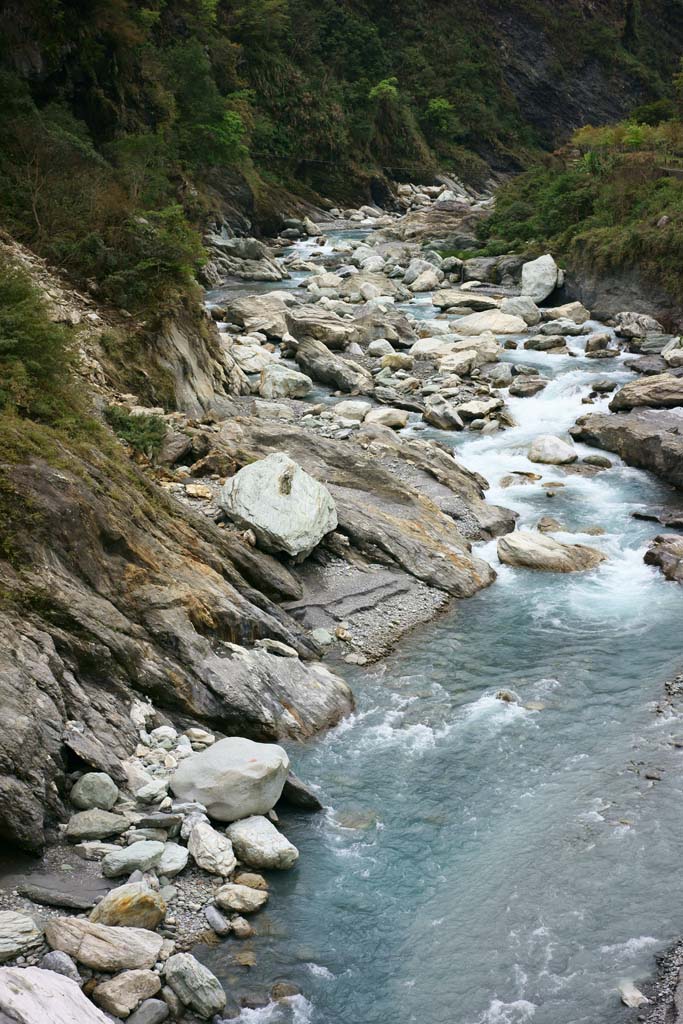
left=170, top=736, right=289, bottom=822
left=497, top=531, right=606, bottom=573
left=219, top=453, right=337, bottom=558
left=521, top=254, right=559, bottom=302
left=226, top=815, right=299, bottom=869
left=528, top=435, right=577, bottom=465
left=453, top=310, right=526, bottom=335
left=45, top=918, right=163, bottom=971
left=0, top=966, right=111, bottom=1024
left=258, top=362, right=313, bottom=399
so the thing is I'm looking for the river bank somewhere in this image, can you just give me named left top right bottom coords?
left=1, top=178, right=683, bottom=1023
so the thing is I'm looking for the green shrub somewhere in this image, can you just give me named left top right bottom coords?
left=104, top=405, right=167, bottom=458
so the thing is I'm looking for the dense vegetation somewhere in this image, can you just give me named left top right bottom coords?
left=480, top=98, right=683, bottom=303
left=1, top=0, right=681, bottom=314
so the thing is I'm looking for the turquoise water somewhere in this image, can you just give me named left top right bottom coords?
left=204, top=236, right=683, bottom=1024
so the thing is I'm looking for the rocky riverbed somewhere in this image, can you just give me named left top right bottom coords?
left=1, top=177, right=683, bottom=1022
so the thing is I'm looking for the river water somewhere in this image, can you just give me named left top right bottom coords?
left=206, top=234, right=683, bottom=1024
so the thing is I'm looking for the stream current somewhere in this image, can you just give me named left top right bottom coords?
left=205, top=232, right=683, bottom=1024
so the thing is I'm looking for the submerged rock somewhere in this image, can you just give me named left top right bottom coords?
left=171, top=736, right=289, bottom=822
left=220, top=453, right=338, bottom=558
left=618, top=981, right=649, bottom=1008
left=497, top=531, right=606, bottom=573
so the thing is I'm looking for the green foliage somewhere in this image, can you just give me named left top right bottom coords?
left=104, top=405, right=167, bottom=458
left=368, top=77, right=399, bottom=103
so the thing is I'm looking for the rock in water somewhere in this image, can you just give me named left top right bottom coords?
left=521, top=254, right=559, bottom=302
left=214, top=883, right=269, bottom=914
left=0, top=966, right=111, bottom=1023
left=618, top=981, right=649, bottom=1008
left=497, top=531, right=607, bottom=573
left=187, top=820, right=237, bottom=876
left=452, top=310, right=526, bottom=335
left=219, top=452, right=337, bottom=558
left=164, top=953, right=226, bottom=1019
left=69, top=772, right=119, bottom=811
left=0, top=912, right=43, bottom=963
left=171, top=736, right=289, bottom=822
left=609, top=373, right=683, bottom=412
left=528, top=435, right=578, bottom=465
left=90, top=881, right=166, bottom=929
left=259, top=362, right=313, bottom=399
left=93, top=969, right=161, bottom=1017
left=45, top=918, right=163, bottom=971
left=226, top=815, right=299, bottom=869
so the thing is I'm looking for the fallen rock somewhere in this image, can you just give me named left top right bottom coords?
left=226, top=815, right=299, bottom=869
left=164, top=953, right=226, bottom=1019
left=570, top=409, right=683, bottom=489
left=0, top=966, right=111, bottom=1023
left=258, top=362, right=312, bottom=399
left=93, top=969, right=161, bottom=1018
left=220, top=452, right=337, bottom=558
left=295, top=337, right=373, bottom=394
left=363, top=407, right=409, bottom=429
left=528, top=435, right=577, bottom=465
left=69, top=772, right=119, bottom=811
left=0, top=912, right=43, bottom=963
left=101, top=840, right=165, bottom=878
left=214, top=882, right=269, bottom=914
left=65, top=809, right=129, bottom=842
left=90, top=882, right=166, bottom=929
left=497, top=531, right=606, bottom=572
left=171, top=736, right=289, bottom=822
left=521, top=254, right=559, bottom=302
left=454, top=310, right=526, bottom=335
left=187, top=820, right=236, bottom=876
left=280, top=772, right=323, bottom=811
left=609, top=374, right=683, bottom=412
left=618, top=981, right=649, bottom=1008
left=45, top=918, right=163, bottom=971
left=644, top=535, right=683, bottom=583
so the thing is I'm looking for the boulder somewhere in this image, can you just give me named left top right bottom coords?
left=101, top=841, right=165, bottom=878
left=295, top=337, right=374, bottom=393
left=45, top=918, right=163, bottom=971
left=280, top=772, right=323, bottom=812
left=363, top=407, right=409, bottom=429
left=609, top=374, right=683, bottom=412
left=164, top=953, right=226, bottom=1019
left=423, top=395, right=464, bottom=430
left=128, top=999, right=170, bottom=1024
left=93, top=969, right=161, bottom=1018
left=90, top=882, right=166, bottom=929
left=500, top=296, right=541, bottom=325
left=520, top=254, right=559, bottom=302
left=0, top=912, right=43, bottom=963
left=258, top=363, right=312, bottom=399
left=214, top=883, right=269, bottom=914
left=541, top=301, right=590, bottom=325
left=171, top=736, right=289, bottom=822
left=367, top=339, right=394, bottom=356
left=38, top=950, right=81, bottom=985
left=509, top=378, right=547, bottom=398
left=65, top=809, right=128, bottom=842
left=644, top=534, right=683, bottom=583
left=432, top=290, right=499, bottom=313
left=410, top=337, right=456, bottom=360
left=454, top=310, right=526, bottom=335
left=613, top=311, right=663, bottom=339
left=333, top=399, right=372, bottom=422
left=226, top=815, right=299, bottom=869
left=69, top=772, right=119, bottom=811
left=219, top=453, right=337, bottom=558
left=528, top=435, right=577, bottom=465
left=187, top=821, right=236, bottom=876
left=497, top=531, right=606, bottom=573
left=409, top=268, right=442, bottom=292
left=0, top=966, right=111, bottom=1023
left=157, top=843, right=189, bottom=878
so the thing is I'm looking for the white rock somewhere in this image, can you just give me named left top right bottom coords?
left=333, top=399, right=372, bottom=421
left=231, top=344, right=276, bottom=373
left=259, top=362, right=313, bottom=399
left=409, top=268, right=442, bottom=292
left=618, top=981, right=649, bottom=1008
left=157, top=842, right=189, bottom=878
left=45, top=918, right=163, bottom=971
left=409, top=337, right=456, bottom=360
left=219, top=453, right=337, bottom=558
left=226, top=815, right=299, bottom=869
left=0, top=966, right=111, bottom=1023
left=188, top=821, right=237, bottom=876
left=93, top=969, right=161, bottom=1017
left=367, top=339, right=395, bottom=357
left=214, top=883, right=269, bottom=914
left=170, top=736, right=289, bottom=822
left=454, top=310, right=526, bottom=335
left=528, top=435, right=577, bottom=465
left=497, top=531, right=606, bottom=573
left=521, top=254, right=559, bottom=302
left=164, top=953, right=226, bottom=1019
left=500, top=296, right=541, bottom=326
left=0, top=912, right=43, bottom=963
left=363, top=407, right=409, bottom=429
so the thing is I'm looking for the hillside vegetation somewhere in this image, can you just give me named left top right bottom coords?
left=1, top=0, right=682, bottom=314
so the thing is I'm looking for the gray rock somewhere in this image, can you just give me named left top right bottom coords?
left=101, top=841, right=165, bottom=878
left=38, top=950, right=81, bottom=985
left=19, top=881, right=98, bottom=911
left=93, top=969, right=161, bottom=1018
left=164, top=953, right=226, bottom=1019
left=500, top=295, right=541, bottom=325
left=171, top=737, right=289, bottom=823
left=203, top=905, right=232, bottom=937
left=157, top=842, right=189, bottom=878
left=128, top=998, right=170, bottom=1024
left=259, top=363, right=312, bottom=400
left=521, top=254, right=559, bottom=302
left=220, top=453, right=337, bottom=559
left=70, top=772, right=119, bottom=811
left=0, top=912, right=43, bottom=963
left=280, top=772, right=323, bottom=812
left=497, top=531, right=606, bottom=573
left=226, top=815, right=299, bottom=870
left=609, top=373, right=683, bottom=412
left=45, top=917, right=163, bottom=971
left=0, top=965, right=111, bottom=1023
left=65, top=808, right=129, bottom=842
left=294, top=336, right=374, bottom=394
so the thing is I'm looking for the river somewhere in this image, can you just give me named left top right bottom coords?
left=205, top=231, right=683, bottom=1024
